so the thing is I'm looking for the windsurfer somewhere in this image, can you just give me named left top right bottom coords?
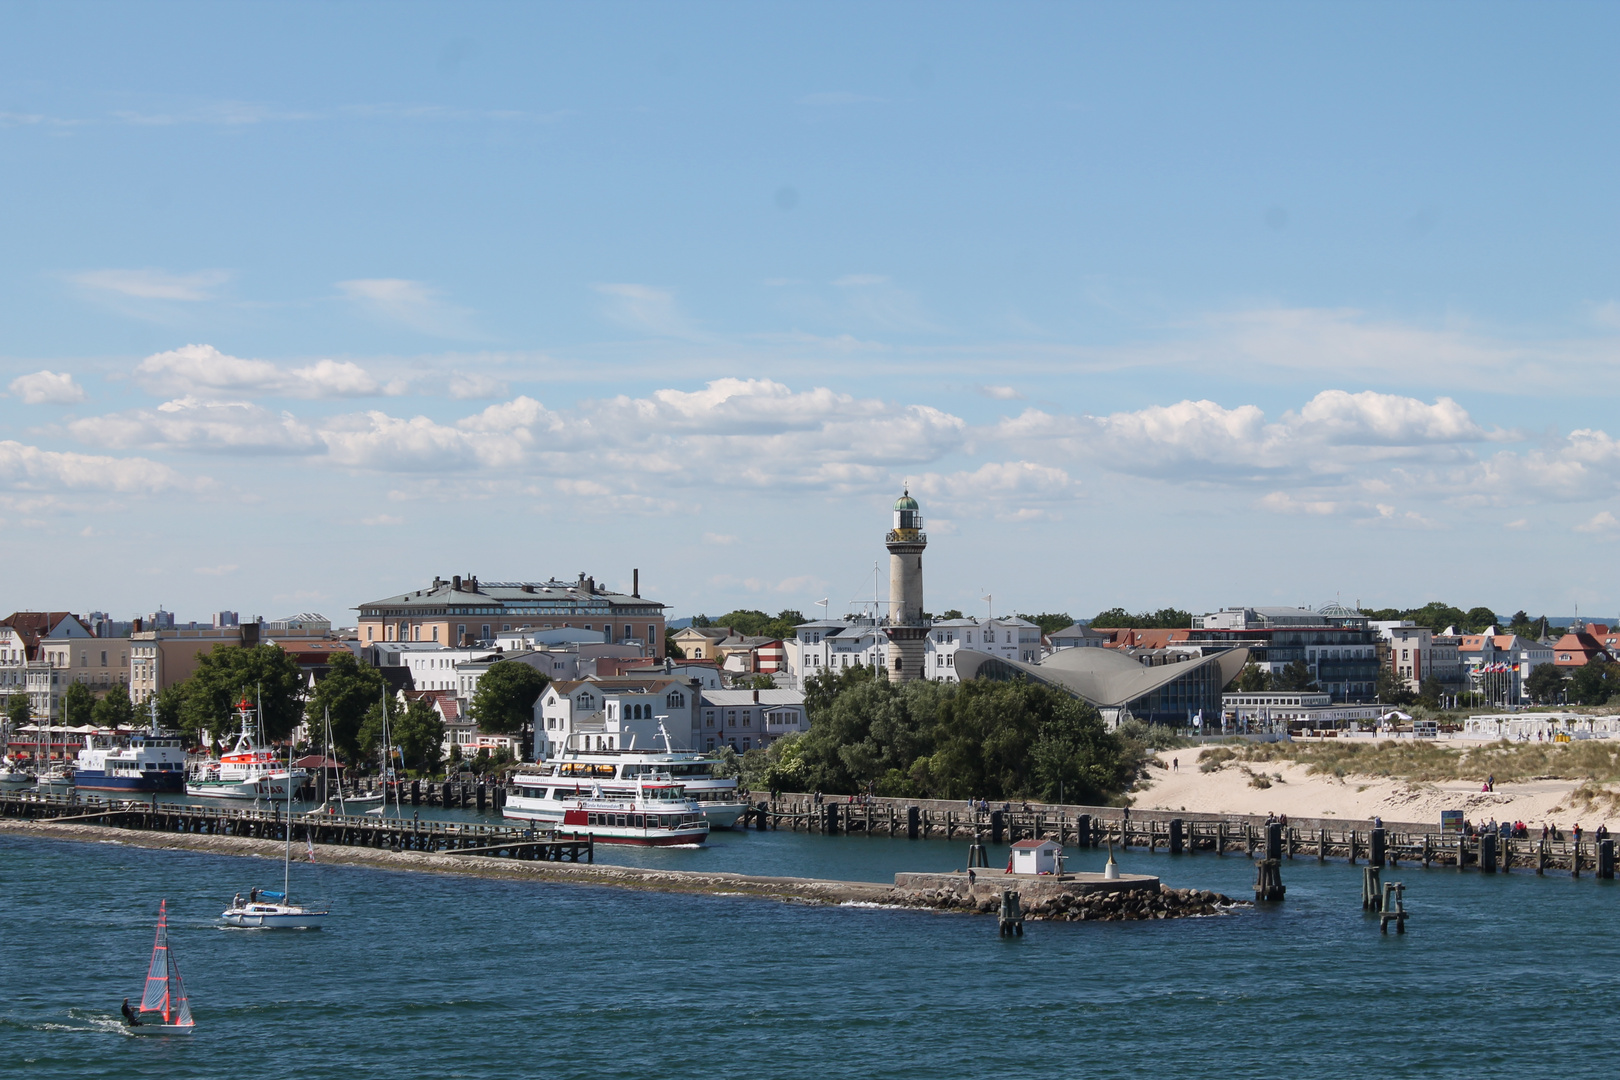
left=121, top=997, right=142, bottom=1027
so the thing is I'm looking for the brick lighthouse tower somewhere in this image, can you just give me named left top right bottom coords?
left=884, top=489, right=929, bottom=682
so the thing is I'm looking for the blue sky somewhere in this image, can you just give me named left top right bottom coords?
left=2, top=1, right=1618, bottom=625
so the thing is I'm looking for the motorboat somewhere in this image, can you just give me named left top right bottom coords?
left=503, top=776, right=710, bottom=846
left=74, top=707, right=188, bottom=793
left=523, top=723, right=749, bottom=828
left=186, top=698, right=305, bottom=800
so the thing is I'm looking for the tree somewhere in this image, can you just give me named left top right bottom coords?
left=61, top=682, right=95, bottom=725
left=689, top=614, right=713, bottom=628
left=1416, top=677, right=1445, bottom=708
left=92, top=684, right=137, bottom=729
left=7, top=694, right=30, bottom=727
left=803, top=661, right=877, bottom=725
left=176, top=643, right=306, bottom=743
left=1568, top=660, right=1618, bottom=706
left=1089, top=607, right=1193, bottom=629
left=1274, top=660, right=1319, bottom=692
left=746, top=674, right=777, bottom=690
left=709, top=609, right=806, bottom=640
left=1017, top=613, right=1074, bottom=636
left=1235, top=663, right=1272, bottom=692
left=1523, top=662, right=1566, bottom=705
left=393, top=698, right=445, bottom=774
left=306, top=651, right=388, bottom=763
left=1463, top=607, right=1500, bottom=634
left=665, top=636, right=685, bottom=659
left=940, top=609, right=964, bottom=621
left=1375, top=666, right=1415, bottom=707
left=469, top=661, right=550, bottom=740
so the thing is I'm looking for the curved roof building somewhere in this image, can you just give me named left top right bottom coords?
left=954, top=644, right=1249, bottom=725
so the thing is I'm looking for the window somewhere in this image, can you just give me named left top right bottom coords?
left=705, top=711, right=715, bottom=728
left=742, top=711, right=751, bottom=727
left=727, top=710, right=736, bottom=727
left=457, top=624, right=466, bottom=640
left=648, top=624, right=656, bottom=645
left=432, top=626, right=440, bottom=642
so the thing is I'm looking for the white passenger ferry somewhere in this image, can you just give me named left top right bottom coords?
left=186, top=699, right=306, bottom=801
left=503, top=777, right=710, bottom=846
left=518, top=727, right=750, bottom=828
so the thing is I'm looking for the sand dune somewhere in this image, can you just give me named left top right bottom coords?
left=1135, top=744, right=1619, bottom=831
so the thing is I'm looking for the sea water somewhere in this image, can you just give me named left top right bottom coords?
left=3, top=828, right=1617, bottom=1079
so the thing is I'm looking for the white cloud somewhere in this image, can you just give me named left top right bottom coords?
left=362, top=514, right=405, bottom=526
left=703, top=532, right=738, bottom=545
left=69, top=268, right=231, bottom=301
left=9, top=370, right=86, bottom=405
left=1574, top=511, right=1620, bottom=535
left=337, top=279, right=475, bottom=337
left=194, top=564, right=239, bottom=576
left=594, top=284, right=691, bottom=337
left=834, top=274, right=890, bottom=287
left=134, top=344, right=388, bottom=400
left=70, top=398, right=320, bottom=455
left=447, top=372, right=508, bottom=400
left=979, top=385, right=1024, bottom=401
left=0, top=441, right=192, bottom=493
left=1291, top=390, right=1489, bottom=444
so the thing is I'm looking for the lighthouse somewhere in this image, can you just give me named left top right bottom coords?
left=884, top=489, right=929, bottom=682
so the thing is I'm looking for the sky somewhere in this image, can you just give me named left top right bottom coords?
left=1, top=1, right=1618, bottom=627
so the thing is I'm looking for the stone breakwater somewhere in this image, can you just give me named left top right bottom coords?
left=890, top=880, right=1243, bottom=921
left=2, top=820, right=1239, bottom=921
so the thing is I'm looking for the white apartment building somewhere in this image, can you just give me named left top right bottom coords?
left=695, top=688, right=808, bottom=753
left=785, top=615, right=1045, bottom=686
left=533, top=678, right=697, bottom=758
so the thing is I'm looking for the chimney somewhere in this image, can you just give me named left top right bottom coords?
left=452, top=575, right=462, bottom=591
left=753, top=689, right=760, bottom=703
left=633, top=569, right=640, bottom=598
left=132, top=617, right=143, bottom=633
left=587, top=576, right=595, bottom=594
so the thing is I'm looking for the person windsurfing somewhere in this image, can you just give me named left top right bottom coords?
left=121, top=997, right=142, bottom=1027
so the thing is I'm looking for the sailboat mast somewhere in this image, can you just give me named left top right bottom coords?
left=284, top=743, right=293, bottom=897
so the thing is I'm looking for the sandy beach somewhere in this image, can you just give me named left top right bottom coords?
left=1135, top=741, right=1620, bottom=831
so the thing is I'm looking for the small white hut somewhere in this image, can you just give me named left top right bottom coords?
left=1008, top=838, right=1062, bottom=876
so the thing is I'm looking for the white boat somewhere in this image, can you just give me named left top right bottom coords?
left=186, top=698, right=306, bottom=800
left=0, top=756, right=34, bottom=788
left=34, top=764, right=75, bottom=792
left=74, top=705, right=188, bottom=793
left=521, top=725, right=750, bottom=828
left=220, top=889, right=328, bottom=929
left=220, top=746, right=328, bottom=930
left=125, top=899, right=195, bottom=1035
left=503, top=776, right=710, bottom=846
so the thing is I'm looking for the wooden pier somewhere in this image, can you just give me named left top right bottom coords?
left=752, top=795, right=1617, bottom=879
left=0, top=791, right=590, bottom=863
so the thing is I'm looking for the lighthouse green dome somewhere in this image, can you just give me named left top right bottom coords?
left=894, top=491, right=919, bottom=512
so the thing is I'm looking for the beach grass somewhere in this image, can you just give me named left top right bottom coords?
left=1214, top=739, right=1620, bottom=786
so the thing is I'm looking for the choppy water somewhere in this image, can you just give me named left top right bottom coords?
left=3, top=827, right=1618, bottom=1079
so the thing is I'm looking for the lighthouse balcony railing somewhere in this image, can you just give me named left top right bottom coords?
left=885, top=530, right=927, bottom=544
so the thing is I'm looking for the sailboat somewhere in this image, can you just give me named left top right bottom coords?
left=127, top=899, right=195, bottom=1035
left=219, top=746, right=329, bottom=930
left=365, top=689, right=402, bottom=818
